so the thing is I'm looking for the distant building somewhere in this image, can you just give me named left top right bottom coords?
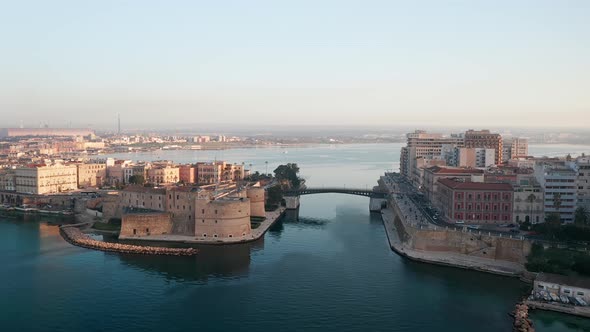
left=534, top=161, right=577, bottom=223
left=451, top=147, right=496, bottom=168
left=512, top=178, right=544, bottom=224
left=502, top=138, right=529, bottom=162
left=464, top=129, right=502, bottom=165
left=76, top=163, right=106, bottom=188
left=436, top=178, right=513, bottom=224
left=179, top=165, right=197, bottom=184
left=567, top=156, right=590, bottom=210
left=400, top=130, right=464, bottom=180
left=0, top=128, right=94, bottom=138
left=423, top=166, right=484, bottom=203
left=147, top=166, right=179, bottom=185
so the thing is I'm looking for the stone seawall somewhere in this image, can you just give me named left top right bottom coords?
left=60, top=225, right=198, bottom=256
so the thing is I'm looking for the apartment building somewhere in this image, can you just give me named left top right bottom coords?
left=400, top=130, right=464, bottom=180
left=534, top=161, right=577, bottom=223
left=464, top=129, right=502, bottom=165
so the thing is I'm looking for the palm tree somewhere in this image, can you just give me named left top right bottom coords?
left=526, top=193, right=536, bottom=224
left=575, top=207, right=589, bottom=225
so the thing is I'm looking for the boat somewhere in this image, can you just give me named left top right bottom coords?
left=575, top=296, right=588, bottom=306
left=549, top=293, right=560, bottom=302
left=559, top=295, right=569, bottom=304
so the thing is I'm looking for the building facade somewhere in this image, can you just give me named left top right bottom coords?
left=436, top=178, right=513, bottom=224
left=534, top=161, right=577, bottom=223
left=513, top=181, right=544, bottom=224
left=464, top=129, right=503, bottom=165
left=76, top=163, right=106, bottom=188
left=15, top=164, right=78, bottom=195
left=423, top=166, right=484, bottom=203
left=400, top=130, right=464, bottom=180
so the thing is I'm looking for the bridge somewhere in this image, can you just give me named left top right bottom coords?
left=285, top=187, right=387, bottom=198
left=283, top=187, right=388, bottom=211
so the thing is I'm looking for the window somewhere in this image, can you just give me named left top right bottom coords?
left=578, top=292, right=585, bottom=296
left=146, top=228, right=149, bottom=233
left=202, top=209, right=205, bottom=214
left=564, top=289, right=571, bottom=294
left=133, top=229, right=137, bottom=235
left=215, top=210, right=218, bottom=214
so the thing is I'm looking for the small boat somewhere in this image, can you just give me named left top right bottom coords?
left=560, top=295, right=570, bottom=304
left=575, top=296, right=588, bottom=306
left=549, top=293, right=560, bottom=302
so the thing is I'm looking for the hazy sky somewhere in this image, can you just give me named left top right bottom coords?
left=1, top=1, right=588, bottom=129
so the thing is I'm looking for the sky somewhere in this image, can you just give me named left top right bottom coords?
left=0, top=0, right=589, bottom=130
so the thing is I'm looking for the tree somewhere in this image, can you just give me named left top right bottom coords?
left=273, top=163, right=301, bottom=188
left=266, top=185, right=283, bottom=207
left=128, top=175, right=145, bottom=185
left=527, top=193, right=536, bottom=224
left=546, top=212, right=561, bottom=226
left=575, top=207, right=589, bottom=225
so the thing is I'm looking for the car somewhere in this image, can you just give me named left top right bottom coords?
left=507, top=224, right=516, bottom=228
left=455, top=221, right=465, bottom=224
left=509, top=229, right=519, bottom=233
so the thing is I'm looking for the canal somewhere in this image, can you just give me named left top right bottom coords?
left=1, top=143, right=589, bottom=331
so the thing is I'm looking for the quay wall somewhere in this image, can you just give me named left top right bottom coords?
left=391, top=197, right=531, bottom=264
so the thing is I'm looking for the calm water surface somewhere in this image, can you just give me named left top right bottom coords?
left=2, top=143, right=589, bottom=331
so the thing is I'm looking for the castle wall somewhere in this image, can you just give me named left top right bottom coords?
left=247, top=187, right=265, bottom=218
left=195, top=198, right=251, bottom=239
left=120, top=212, right=172, bottom=237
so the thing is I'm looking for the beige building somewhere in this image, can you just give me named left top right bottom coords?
left=147, top=166, right=179, bottom=185
left=513, top=181, right=544, bottom=224
left=120, top=186, right=166, bottom=211
left=0, top=170, right=16, bottom=191
left=15, top=164, right=78, bottom=194
left=502, top=138, right=529, bottom=163
left=77, top=163, right=107, bottom=188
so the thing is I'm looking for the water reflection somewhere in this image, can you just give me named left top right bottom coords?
left=115, top=238, right=264, bottom=282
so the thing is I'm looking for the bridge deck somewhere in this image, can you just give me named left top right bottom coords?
left=285, top=188, right=387, bottom=198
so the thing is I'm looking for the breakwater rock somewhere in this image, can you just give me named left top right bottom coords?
left=512, top=302, right=535, bottom=332
left=60, top=226, right=198, bottom=256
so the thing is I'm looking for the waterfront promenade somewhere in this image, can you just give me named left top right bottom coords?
left=381, top=207, right=525, bottom=276
left=118, top=207, right=286, bottom=245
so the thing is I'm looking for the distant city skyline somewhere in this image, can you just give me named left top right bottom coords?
left=1, top=1, right=588, bottom=128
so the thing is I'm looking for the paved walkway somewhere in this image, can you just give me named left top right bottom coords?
left=120, top=207, right=286, bottom=245
left=381, top=207, right=525, bottom=276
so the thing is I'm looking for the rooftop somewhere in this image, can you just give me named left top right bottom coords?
left=427, top=166, right=484, bottom=175
left=537, top=272, right=590, bottom=290
left=122, top=185, right=167, bottom=195
left=437, top=178, right=513, bottom=191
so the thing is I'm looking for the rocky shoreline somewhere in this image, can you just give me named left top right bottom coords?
left=60, top=225, right=198, bottom=256
left=512, top=302, right=535, bottom=332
